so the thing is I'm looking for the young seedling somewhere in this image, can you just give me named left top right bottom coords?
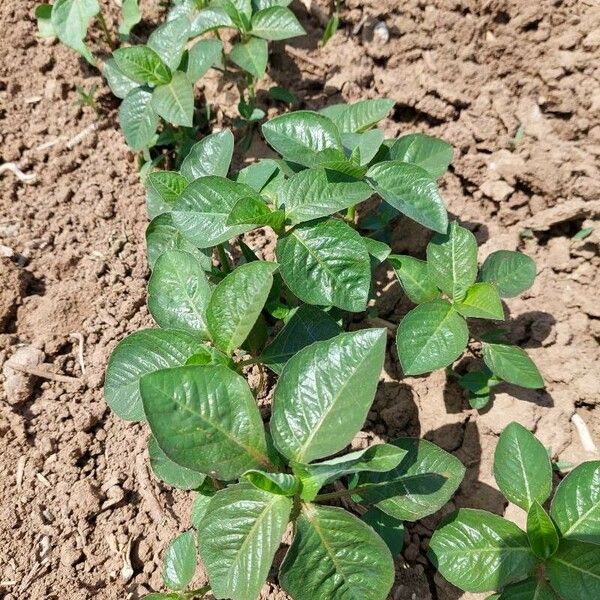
left=75, top=83, right=98, bottom=113
left=430, top=422, right=600, bottom=599
left=322, top=0, right=342, bottom=45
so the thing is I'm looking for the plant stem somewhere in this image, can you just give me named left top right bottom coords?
left=97, top=12, right=115, bottom=50
left=314, top=486, right=364, bottom=503
left=237, top=356, right=258, bottom=368
left=217, top=243, right=231, bottom=274
left=346, top=204, right=356, bottom=224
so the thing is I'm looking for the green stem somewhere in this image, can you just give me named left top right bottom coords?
left=346, top=204, right=356, bottom=224
left=217, top=244, right=231, bottom=274
left=97, top=12, right=115, bottom=50
left=184, top=585, right=211, bottom=599
left=315, top=485, right=364, bottom=503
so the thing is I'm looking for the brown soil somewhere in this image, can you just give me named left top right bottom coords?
left=1, top=0, right=599, bottom=599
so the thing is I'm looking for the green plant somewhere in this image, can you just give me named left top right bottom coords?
left=321, top=0, right=341, bottom=45
left=430, top=422, right=600, bottom=599
left=75, top=83, right=98, bottom=112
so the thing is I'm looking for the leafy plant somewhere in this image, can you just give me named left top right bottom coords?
left=322, top=0, right=342, bottom=46
left=430, top=422, right=600, bottom=599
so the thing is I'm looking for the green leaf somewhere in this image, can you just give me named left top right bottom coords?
left=190, top=6, right=233, bottom=36
left=498, top=578, right=557, bottom=600
left=458, top=367, right=497, bottom=404
left=243, top=470, right=300, bottom=496
left=277, top=167, right=372, bottom=225
left=199, top=484, right=292, bottom=600
left=426, top=221, right=478, bottom=301
left=184, top=345, right=232, bottom=368
left=103, top=58, right=139, bottom=100
left=294, top=443, right=407, bottom=502
left=361, top=507, right=405, bottom=557
left=482, top=342, right=544, bottom=389
left=353, top=438, right=465, bottom=521
left=145, top=170, right=188, bottom=218
left=527, top=501, right=559, bottom=560
left=172, top=176, right=258, bottom=247
left=547, top=540, right=600, bottom=600
left=148, top=434, right=206, bottom=490
left=186, top=39, right=223, bottom=82
left=145, top=213, right=212, bottom=271
left=148, top=250, right=212, bottom=336
left=321, top=99, right=395, bottom=133
left=343, top=129, right=385, bottom=166
left=270, top=329, right=386, bottom=463
left=267, top=85, right=297, bottom=104
left=207, top=261, right=278, bottom=355
left=252, top=0, right=293, bottom=10
left=260, top=304, right=341, bottom=374
left=215, top=0, right=252, bottom=24
left=480, top=250, right=537, bottom=298
left=262, top=111, right=344, bottom=168
left=396, top=299, right=468, bottom=375
left=152, top=71, right=194, bottom=127
left=230, top=37, right=268, bottom=79
left=280, top=504, right=394, bottom=600
left=387, top=133, right=454, bottom=179
left=455, top=282, right=504, bottom=320
left=113, top=46, right=172, bottom=86
left=226, top=196, right=284, bottom=230
left=250, top=6, right=305, bottom=39
left=429, top=509, right=537, bottom=593
left=148, top=16, right=190, bottom=70
left=388, top=254, right=441, bottom=304
left=191, top=489, right=215, bottom=528
left=494, top=422, right=552, bottom=511
left=550, top=461, right=600, bottom=544
left=236, top=159, right=280, bottom=192
left=276, top=218, right=371, bottom=312
left=363, top=237, right=391, bottom=265
left=162, top=531, right=196, bottom=591
left=141, top=365, right=270, bottom=480
left=119, top=87, right=159, bottom=151
left=180, top=130, right=234, bottom=181
left=50, top=0, right=99, bottom=64
left=321, top=13, right=339, bottom=45
left=366, top=161, right=448, bottom=233
left=118, top=0, right=141, bottom=38
left=36, top=4, right=56, bottom=38
left=104, top=328, right=205, bottom=421
left=143, top=593, right=180, bottom=600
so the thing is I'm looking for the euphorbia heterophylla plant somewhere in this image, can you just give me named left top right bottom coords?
left=430, top=422, right=600, bottom=600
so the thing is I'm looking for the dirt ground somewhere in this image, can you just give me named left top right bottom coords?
left=1, top=0, right=599, bottom=598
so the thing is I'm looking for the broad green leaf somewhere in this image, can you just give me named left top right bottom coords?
left=190, top=7, right=233, bottom=36
left=186, top=39, right=223, bottom=82
left=118, top=0, right=141, bottom=38
left=270, top=329, right=386, bottom=463
left=493, top=422, right=552, bottom=511
left=243, top=470, right=300, bottom=496
left=162, top=531, right=196, bottom=590
left=180, top=130, right=234, bottom=181
left=277, top=167, right=372, bottom=225
left=199, top=484, right=292, bottom=600
left=252, top=0, right=293, bottom=10
left=236, top=159, right=280, bottom=192
left=215, top=0, right=252, bottom=23
left=50, top=0, right=99, bottom=64
left=230, top=37, right=268, bottom=79
left=547, top=540, right=600, bottom=600
left=293, top=443, right=407, bottom=502
left=363, top=237, right=391, bottom=265
left=251, top=6, right=305, bottom=40
left=260, top=304, right=341, bottom=374
left=145, top=213, right=212, bottom=270
left=119, top=87, right=159, bottom=151
left=387, top=133, right=454, bottom=179
left=321, top=99, right=395, bottom=133
left=172, top=176, right=258, bottom=247
left=550, top=461, right=600, bottom=544
left=353, top=438, right=465, bottom=521
left=103, top=57, right=138, bottom=100
left=458, top=368, right=499, bottom=410
left=184, top=345, right=232, bottom=368
left=141, top=365, right=270, bottom=479
left=343, top=129, right=385, bottom=166
left=366, top=161, right=447, bottom=233
left=276, top=218, right=371, bottom=312
left=148, top=16, right=190, bottom=70
left=455, top=282, right=504, bottom=320
left=280, top=504, right=394, bottom=600
left=480, top=250, right=537, bottom=298
left=226, top=196, right=284, bottom=230
left=262, top=111, right=344, bottom=168
left=113, top=46, right=172, bottom=86
left=361, top=507, right=405, bottom=557
left=429, top=509, right=537, bottom=593
left=427, top=221, right=478, bottom=301
left=482, top=342, right=544, bottom=389
left=191, top=490, right=214, bottom=528
left=388, top=254, right=441, bottom=304
left=498, top=578, right=557, bottom=600
left=148, top=435, right=206, bottom=490
left=104, top=328, right=205, bottom=421
left=36, top=4, right=56, bottom=38
left=145, top=170, right=188, bottom=218
left=396, top=299, right=468, bottom=375
left=148, top=250, right=212, bottom=336
left=527, top=501, right=559, bottom=560
left=207, top=261, right=278, bottom=355
left=152, top=71, right=194, bottom=127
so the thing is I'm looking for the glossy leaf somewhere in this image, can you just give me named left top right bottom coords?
left=162, top=531, right=196, bottom=590
left=243, top=470, right=300, bottom=496
left=361, top=507, right=405, bottom=557
left=498, top=578, right=557, bottom=600
left=199, top=484, right=292, bottom=600
left=276, top=218, right=371, bottom=312
left=455, top=282, right=504, bottom=320
left=145, top=170, right=188, bottom=218
left=280, top=504, right=394, bottom=600
left=105, top=328, right=205, bottom=421
left=251, top=6, right=305, bottom=40
left=103, top=58, right=138, bottom=99
left=363, top=237, right=391, bottom=265
left=119, top=87, right=159, bottom=151
left=344, top=129, right=385, bottom=166
left=148, top=434, right=206, bottom=490
left=550, top=461, right=600, bottom=544
left=396, top=299, right=469, bottom=375
left=230, top=37, right=268, bottom=79
left=113, top=45, right=172, bottom=86
left=191, top=490, right=215, bottom=528
left=141, top=365, right=270, bottom=480
left=118, top=0, right=141, bottom=38
left=190, top=7, right=233, bottom=35
left=187, top=38, right=223, bottom=82
left=482, top=342, right=544, bottom=389
left=50, top=0, right=99, bottom=64
left=527, top=501, right=559, bottom=560
left=180, top=130, right=234, bottom=181
left=148, top=16, right=190, bottom=70
left=321, top=99, right=395, bottom=133
left=429, top=509, right=537, bottom=593
left=226, top=195, right=284, bottom=230
left=152, top=71, right=194, bottom=127
left=546, top=540, right=600, bottom=600
left=236, top=159, right=280, bottom=192
left=480, top=251, right=537, bottom=298
left=388, top=254, right=441, bottom=304
left=270, top=328, right=386, bottom=463
left=388, top=133, right=453, bottom=179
